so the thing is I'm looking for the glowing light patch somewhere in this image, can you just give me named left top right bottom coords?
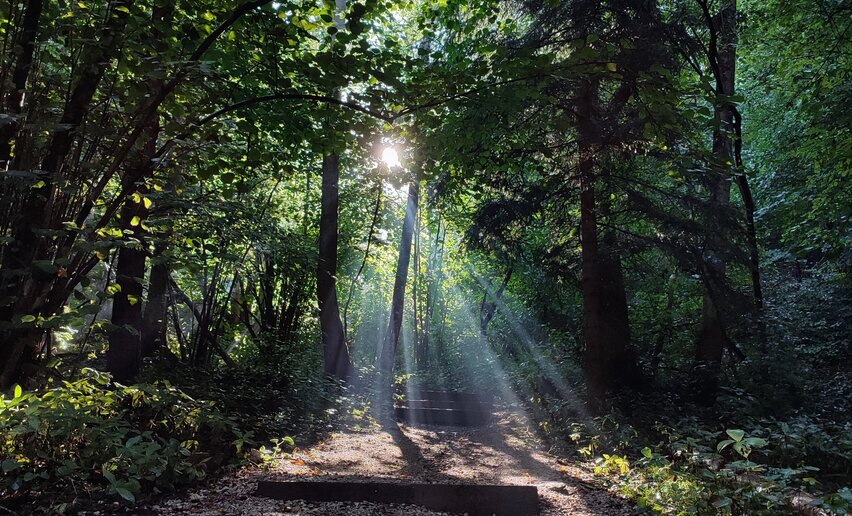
left=381, top=147, right=400, bottom=168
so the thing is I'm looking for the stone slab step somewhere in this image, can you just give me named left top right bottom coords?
left=406, top=390, right=493, bottom=404
left=401, top=399, right=493, bottom=410
left=394, top=406, right=492, bottom=426
left=256, top=480, right=539, bottom=515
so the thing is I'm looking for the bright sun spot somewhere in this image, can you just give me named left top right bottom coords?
left=381, top=147, right=400, bottom=168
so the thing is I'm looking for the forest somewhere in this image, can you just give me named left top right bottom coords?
left=0, top=0, right=849, bottom=514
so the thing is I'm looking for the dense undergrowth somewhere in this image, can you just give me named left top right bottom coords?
left=519, top=370, right=852, bottom=515
left=0, top=353, right=346, bottom=515
left=574, top=397, right=851, bottom=515
left=0, top=368, right=246, bottom=513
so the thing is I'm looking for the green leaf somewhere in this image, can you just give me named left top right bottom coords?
left=717, top=439, right=735, bottom=452
left=32, top=260, right=58, bottom=274
left=743, top=437, right=767, bottom=448
left=725, top=429, right=745, bottom=442
left=1, top=459, right=18, bottom=473
left=20, top=315, right=36, bottom=323
left=711, top=496, right=732, bottom=508
left=115, top=486, right=135, bottom=502
left=641, top=447, right=652, bottom=459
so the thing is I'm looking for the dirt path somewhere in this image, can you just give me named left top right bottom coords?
left=144, top=411, right=635, bottom=515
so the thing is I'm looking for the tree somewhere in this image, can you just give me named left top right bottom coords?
left=379, top=179, right=420, bottom=381
left=318, top=153, right=352, bottom=380
left=693, top=0, right=738, bottom=403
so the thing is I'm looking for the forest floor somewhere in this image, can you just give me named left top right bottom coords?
left=137, top=408, right=636, bottom=516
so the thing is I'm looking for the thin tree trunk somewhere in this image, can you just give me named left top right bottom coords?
left=260, top=251, right=277, bottom=332
left=732, top=111, right=767, bottom=353
left=379, top=180, right=420, bottom=379
left=0, top=0, right=43, bottom=166
left=422, top=221, right=445, bottom=365
left=650, top=272, right=676, bottom=379
left=578, top=79, right=607, bottom=410
left=479, top=266, right=513, bottom=335
left=317, top=153, right=351, bottom=380
left=412, top=208, right=422, bottom=367
left=343, top=179, right=382, bottom=342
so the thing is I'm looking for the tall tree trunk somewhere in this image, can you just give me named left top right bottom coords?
left=379, top=180, right=420, bottom=379
left=695, top=0, right=736, bottom=404
left=107, top=206, right=147, bottom=382
left=317, top=153, right=351, bottom=380
left=577, top=80, right=607, bottom=409
left=0, top=0, right=43, bottom=166
left=598, top=180, right=639, bottom=388
left=732, top=109, right=767, bottom=353
left=107, top=153, right=156, bottom=382
left=650, top=272, right=676, bottom=379
left=577, top=79, right=638, bottom=411
left=141, top=240, right=169, bottom=357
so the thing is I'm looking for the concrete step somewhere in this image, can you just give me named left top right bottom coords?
left=256, top=480, right=539, bottom=515
left=394, top=406, right=492, bottom=426
left=405, top=389, right=493, bottom=405
left=401, top=399, right=493, bottom=410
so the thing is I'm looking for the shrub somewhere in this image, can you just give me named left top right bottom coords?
left=0, top=368, right=251, bottom=511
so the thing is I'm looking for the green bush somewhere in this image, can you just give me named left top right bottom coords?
left=578, top=420, right=851, bottom=515
left=0, top=368, right=251, bottom=509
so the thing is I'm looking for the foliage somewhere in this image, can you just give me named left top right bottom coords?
left=0, top=369, right=250, bottom=511
left=567, top=400, right=851, bottom=515
left=0, top=0, right=848, bottom=512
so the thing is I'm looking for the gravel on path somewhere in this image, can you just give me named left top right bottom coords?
left=136, top=410, right=636, bottom=515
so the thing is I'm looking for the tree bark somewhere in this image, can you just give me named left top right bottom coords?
left=317, top=153, right=351, bottom=380
left=577, top=80, right=607, bottom=409
left=0, top=1, right=132, bottom=387
left=379, top=180, right=420, bottom=379
left=141, top=240, right=169, bottom=357
left=577, top=79, right=639, bottom=411
left=479, top=266, right=513, bottom=335
left=0, top=0, right=44, bottom=166
left=106, top=207, right=147, bottom=383
left=107, top=173, right=155, bottom=382
left=695, top=0, right=736, bottom=404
